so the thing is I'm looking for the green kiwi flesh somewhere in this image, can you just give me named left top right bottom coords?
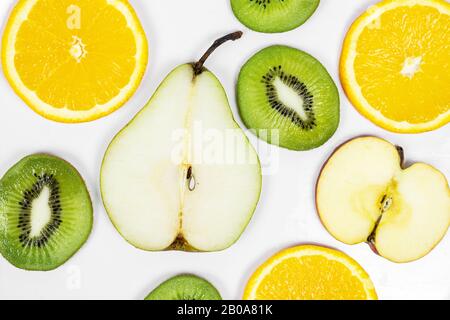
left=0, top=154, right=93, bottom=271
left=237, top=45, right=339, bottom=151
left=145, top=275, right=222, bottom=300
left=231, top=0, right=320, bottom=33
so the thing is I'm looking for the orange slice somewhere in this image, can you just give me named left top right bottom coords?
left=243, top=245, right=377, bottom=300
left=2, top=0, right=148, bottom=123
left=340, top=0, right=450, bottom=133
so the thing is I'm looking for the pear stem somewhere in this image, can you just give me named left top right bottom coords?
left=193, top=31, right=243, bottom=75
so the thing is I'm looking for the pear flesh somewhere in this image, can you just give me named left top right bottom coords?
left=316, top=137, right=450, bottom=263
left=101, top=64, right=261, bottom=252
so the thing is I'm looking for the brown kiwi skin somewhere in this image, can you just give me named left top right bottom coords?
left=0, top=153, right=93, bottom=271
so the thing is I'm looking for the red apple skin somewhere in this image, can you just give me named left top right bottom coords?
left=367, top=239, right=380, bottom=255
left=314, top=136, right=405, bottom=257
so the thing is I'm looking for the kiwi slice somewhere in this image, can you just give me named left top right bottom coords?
left=231, top=0, right=320, bottom=33
left=145, top=275, right=222, bottom=300
left=237, top=45, right=339, bottom=151
left=0, top=154, right=93, bottom=271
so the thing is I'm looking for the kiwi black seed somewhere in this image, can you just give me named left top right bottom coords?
left=231, top=0, right=320, bottom=33
left=18, top=173, right=62, bottom=248
left=0, top=154, right=93, bottom=271
left=263, top=65, right=316, bottom=130
left=145, top=275, right=222, bottom=300
left=237, top=45, right=340, bottom=151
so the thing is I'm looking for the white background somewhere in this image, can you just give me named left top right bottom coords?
left=0, top=0, right=449, bottom=300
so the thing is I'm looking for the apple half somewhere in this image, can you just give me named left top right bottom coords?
left=316, top=136, right=450, bottom=263
left=100, top=32, right=262, bottom=252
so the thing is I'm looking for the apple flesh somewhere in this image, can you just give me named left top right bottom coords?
left=101, top=33, right=262, bottom=252
left=316, top=137, right=450, bottom=263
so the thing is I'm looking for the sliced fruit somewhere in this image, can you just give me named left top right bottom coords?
left=0, top=154, right=93, bottom=271
left=101, top=32, right=262, bottom=252
left=316, top=137, right=450, bottom=263
left=243, top=245, right=377, bottom=300
left=145, top=275, right=222, bottom=300
left=237, top=45, right=340, bottom=151
left=2, top=0, right=148, bottom=123
left=231, top=0, right=320, bottom=33
left=340, top=0, right=450, bottom=133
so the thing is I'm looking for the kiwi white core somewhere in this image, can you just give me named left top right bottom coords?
left=29, top=186, right=52, bottom=238
left=273, top=77, right=308, bottom=121
left=401, top=56, right=422, bottom=79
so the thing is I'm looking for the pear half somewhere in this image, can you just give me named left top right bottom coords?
left=316, top=137, right=450, bottom=263
left=101, top=32, right=262, bottom=252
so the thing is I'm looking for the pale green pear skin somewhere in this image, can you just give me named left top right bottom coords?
left=100, top=64, right=262, bottom=252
